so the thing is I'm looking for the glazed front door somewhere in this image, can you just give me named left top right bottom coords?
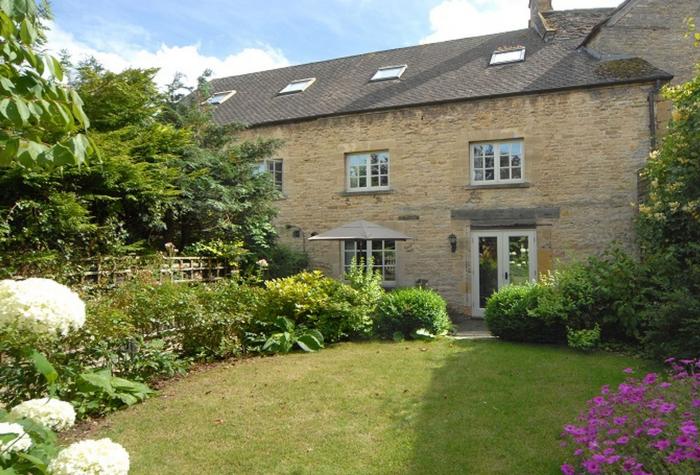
left=471, top=230, right=537, bottom=317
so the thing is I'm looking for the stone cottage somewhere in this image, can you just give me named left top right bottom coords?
left=206, top=0, right=699, bottom=316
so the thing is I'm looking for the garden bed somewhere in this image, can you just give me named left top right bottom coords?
left=80, top=340, right=654, bottom=474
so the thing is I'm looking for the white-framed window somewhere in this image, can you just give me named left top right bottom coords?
left=346, top=151, right=389, bottom=191
left=205, top=90, right=236, bottom=105
left=256, top=159, right=283, bottom=191
left=343, top=240, right=396, bottom=284
left=279, top=78, right=316, bottom=94
left=471, top=140, right=524, bottom=184
left=490, top=47, right=526, bottom=65
left=371, top=65, right=407, bottom=81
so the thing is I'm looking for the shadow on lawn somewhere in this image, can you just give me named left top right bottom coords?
left=401, top=340, right=625, bottom=475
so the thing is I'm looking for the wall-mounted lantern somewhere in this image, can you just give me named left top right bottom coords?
left=448, top=233, right=457, bottom=253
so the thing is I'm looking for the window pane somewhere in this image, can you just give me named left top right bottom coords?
left=474, top=156, right=484, bottom=168
left=478, top=237, right=498, bottom=308
left=512, top=168, right=522, bottom=179
left=509, top=236, right=530, bottom=285
left=512, top=155, right=521, bottom=167
left=370, top=154, right=379, bottom=165
left=371, top=176, right=379, bottom=187
left=380, top=176, right=388, bottom=186
left=350, top=156, right=365, bottom=167
left=500, top=155, right=509, bottom=168
left=350, top=177, right=358, bottom=188
left=485, top=156, right=494, bottom=168
left=474, top=170, right=484, bottom=181
left=359, top=177, right=367, bottom=187
left=384, top=267, right=396, bottom=281
left=384, top=240, right=395, bottom=250
left=511, top=142, right=522, bottom=156
left=485, top=169, right=495, bottom=180
left=484, top=144, right=494, bottom=155
left=500, top=168, right=510, bottom=180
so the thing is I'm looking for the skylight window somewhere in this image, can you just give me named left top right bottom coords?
left=371, top=65, right=407, bottom=81
left=490, top=48, right=526, bottom=66
left=279, top=78, right=316, bottom=95
left=205, top=90, right=236, bottom=105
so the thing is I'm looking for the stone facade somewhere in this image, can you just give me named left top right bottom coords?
left=243, top=82, right=657, bottom=315
left=586, top=0, right=700, bottom=84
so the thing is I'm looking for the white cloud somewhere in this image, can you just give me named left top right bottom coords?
left=44, top=21, right=290, bottom=88
left=421, top=0, right=623, bottom=44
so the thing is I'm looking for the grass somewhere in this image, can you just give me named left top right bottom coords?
left=86, top=340, right=655, bottom=474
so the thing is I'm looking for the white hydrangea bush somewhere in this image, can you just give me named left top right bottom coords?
left=0, top=422, right=32, bottom=453
left=0, top=278, right=86, bottom=336
left=10, top=398, right=76, bottom=432
left=48, top=438, right=130, bottom=475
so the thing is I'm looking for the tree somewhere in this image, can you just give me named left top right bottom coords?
left=0, top=0, right=93, bottom=168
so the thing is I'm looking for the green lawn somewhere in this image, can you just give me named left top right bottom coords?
left=86, top=340, right=653, bottom=474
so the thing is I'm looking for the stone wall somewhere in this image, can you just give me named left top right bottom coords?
left=243, top=83, right=655, bottom=315
left=586, top=0, right=700, bottom=84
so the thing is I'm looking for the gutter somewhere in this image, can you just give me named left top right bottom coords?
left=648, top=79, right=663, bottom=151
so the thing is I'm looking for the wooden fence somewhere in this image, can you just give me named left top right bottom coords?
left=75, top=256, right=230, bottom=286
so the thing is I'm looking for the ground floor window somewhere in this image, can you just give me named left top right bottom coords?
left=342, top=240, right=396, bottom=284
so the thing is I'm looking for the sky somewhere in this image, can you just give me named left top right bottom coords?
left=46, top=0, right=623, bottom=87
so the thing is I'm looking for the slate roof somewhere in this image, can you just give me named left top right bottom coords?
left=209, top=8, right=672, bottom=127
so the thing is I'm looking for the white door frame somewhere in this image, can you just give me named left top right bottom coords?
left=470, top=229, right=537, bottom=317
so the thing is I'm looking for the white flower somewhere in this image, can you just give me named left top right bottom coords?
left=11, top=398, right=76, bottom=432
left=0, top=278, right=86, bottom=336
left=48, top=438, right=129, bottom=475
left=256, top=259, right=269, bottom=268
left=0, top=422, right=32, bottom=453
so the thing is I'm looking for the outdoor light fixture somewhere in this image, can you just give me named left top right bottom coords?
left=448, top=234, right=457, bottom=253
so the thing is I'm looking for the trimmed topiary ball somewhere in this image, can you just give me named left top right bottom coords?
left=374, top=288, right=451, bottom=339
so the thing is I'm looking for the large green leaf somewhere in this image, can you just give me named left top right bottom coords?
left=80, top=369, right=116, bottom=396
left=296, top=333, right=323, bottom=352
left=29, top=350, right=58, bottom=386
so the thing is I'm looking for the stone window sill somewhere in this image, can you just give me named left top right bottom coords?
left=464, top=182, right=531, bottom=191
left=338, top=189, right=395, bottom=197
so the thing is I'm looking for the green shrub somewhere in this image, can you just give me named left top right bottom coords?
left=257, top=271, right=373, bottom=342
left=374, top=288, right=451, bottom=339
left=485, top=282, right=565, bottom=343
left=265, top=244, right=309, bottom=279
left=566, top=325, right=601, bottom=352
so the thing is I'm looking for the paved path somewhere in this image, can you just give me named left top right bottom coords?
left=451, top=318, right=495, bottom=340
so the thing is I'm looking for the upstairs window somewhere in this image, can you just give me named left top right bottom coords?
left=279, top=78, right=316, bottom=94
left=370, top=65, right=407, bottom=81
left=471, top=140, right=523, bottom=185
left=490, top=47, right=526, bottom=65
left=205, top=90, right=236, bottom=105
left=343, top=239, right=396, bottom=284
left=347, top=151, right=389, bottom=191
left=256, top=159, right=284, bottom=191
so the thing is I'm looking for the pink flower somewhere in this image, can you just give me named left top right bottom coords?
left=658, top=402, right=677, bottom=414
left=647, top=428, right=663, bottom=437
left=676, top=435, right=694, bottom=447
left=616, top=436, right=629, bottom=445
left=692, top=399, right=700, bottom=408
left=613, top=416, right=627, bottom=426
left=583, top=459, right=601, bottom=474
left=660, top=382, right=672, bottom=388
left=643, top=373, right=657, bottom=385
left=680, top=421, right=698, bottom=437
left=623, top=368, right=635, bottom=374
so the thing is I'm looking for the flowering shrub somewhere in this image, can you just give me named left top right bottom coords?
left=0, top=422, right=33, bottom=453
left=10, top=398, right=76, bottom=432
left=0, top=278, right=86, bottom=336
left=48, top=438, right=129, bottom=475
left=561, top=359, right=700, bottom=474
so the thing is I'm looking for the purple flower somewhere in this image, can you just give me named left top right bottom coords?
left=693, top=399, right=700, bottom=409
left=582, top=459, right=602, bottom=474
left=660, top=382, right=672, bottom=388
left=647, top=428, right=663, bottom=437
left=561, top=464, right=575, bottom=475
left=665, top=357, right=676, bottom=364
left=616, top=436, right=629, bottom=445
left=574, top=448, right=584, bottom=456
left=680, top=421, right=698, bottom=437
left=643, top=373, right=658, bottom=385
left=613, top=416, right=627, bottom=426
left=606, top=455, right=621, bottom=464
left=658, top=402, right=677, bottom=414
left=600, top=385, right=610, bottom=395
left=667, top=449, right=686, bottom=464
left=623, top=368, right=635, bottom=374
left=623, top=457, right=641, bottom=471
left=592, top=396, right=607, bottom=407
left=652, top=439, right=671, bottom=451
left=676, top=435, right=694, bottom=447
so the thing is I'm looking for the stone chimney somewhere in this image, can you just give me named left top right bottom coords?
left=529, top=0, right=554, bottom=39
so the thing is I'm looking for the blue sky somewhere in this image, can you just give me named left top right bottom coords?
left=47, top=0, right=622, bottom=86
